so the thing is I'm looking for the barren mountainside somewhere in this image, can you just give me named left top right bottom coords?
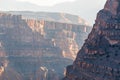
left=64, top=0, right=120, bottom=80
left=0, top=12, right=91, bottom=80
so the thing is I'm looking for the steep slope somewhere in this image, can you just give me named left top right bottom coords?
left=0, top=12, right=91, bottom=80
left=64, top=0, right=120, bottom=80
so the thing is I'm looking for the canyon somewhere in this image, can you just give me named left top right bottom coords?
left=0, top=12, right=91, bottom=80
left=64, top=0, right=120, bottom=80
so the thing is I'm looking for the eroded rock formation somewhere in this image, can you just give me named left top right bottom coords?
left=0, top=12, right=91, bottom=80
left=64, top=0, right=120, bottom=80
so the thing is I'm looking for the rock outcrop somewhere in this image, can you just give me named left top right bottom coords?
left=64, top=0, right=120, bottom=80
left=0, top=12, right=91, bottom=80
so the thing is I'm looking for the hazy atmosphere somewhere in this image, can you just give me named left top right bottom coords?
left=0, top=0, right=106, bottom=24
left=0, top=0, right=120, bottom=80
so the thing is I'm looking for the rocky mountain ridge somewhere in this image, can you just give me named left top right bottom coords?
left=64, top=0, right=120, bottom=80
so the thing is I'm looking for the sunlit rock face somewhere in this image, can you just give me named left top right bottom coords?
left=64, top=0, right=120, bottom=80
left=0, top=12, right=91, bottom=80
left=24, top=18, right=91, bottom=59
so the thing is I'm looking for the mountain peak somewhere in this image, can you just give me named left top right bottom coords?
left=64, top=0, right=120, bottom=80
left=104, top=0, right=120, bottom=15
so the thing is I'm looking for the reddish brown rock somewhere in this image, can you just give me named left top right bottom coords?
left=64, top=0, right=120, bottom=80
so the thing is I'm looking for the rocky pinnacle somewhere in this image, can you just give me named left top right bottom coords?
left=64, top=0, right=120, bottom=80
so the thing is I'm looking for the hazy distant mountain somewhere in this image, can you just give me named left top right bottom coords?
left=0, top=0, right=106, bottom=24
left=0, top=0, right=48, bottom=11
left=51, top=0, right=106, bottom=24
left=7, top=11, right=89, bottom=25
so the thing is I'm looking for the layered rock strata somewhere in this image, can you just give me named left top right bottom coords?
left=0, top=12, right=91, bottom=80
left=64, top=0, right=120, bottom=80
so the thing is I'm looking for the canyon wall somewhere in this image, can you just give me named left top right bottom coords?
left=64, top=0, right=120, bottom=80
left=0, top=12, right=91, bottom=80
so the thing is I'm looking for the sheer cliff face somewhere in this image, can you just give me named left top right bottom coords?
left=64, top=0, right=120, bottom=80
left=26, top=19, right=91, bottom=59
left=0, top=13, right=91, bottom=80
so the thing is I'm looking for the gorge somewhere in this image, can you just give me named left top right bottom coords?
left=0, top=12, right=91, bottom=80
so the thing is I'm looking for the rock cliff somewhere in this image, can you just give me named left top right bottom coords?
left=0, top=12, right=91, bottom=80
left=64, top=0, right=120, bottom=80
